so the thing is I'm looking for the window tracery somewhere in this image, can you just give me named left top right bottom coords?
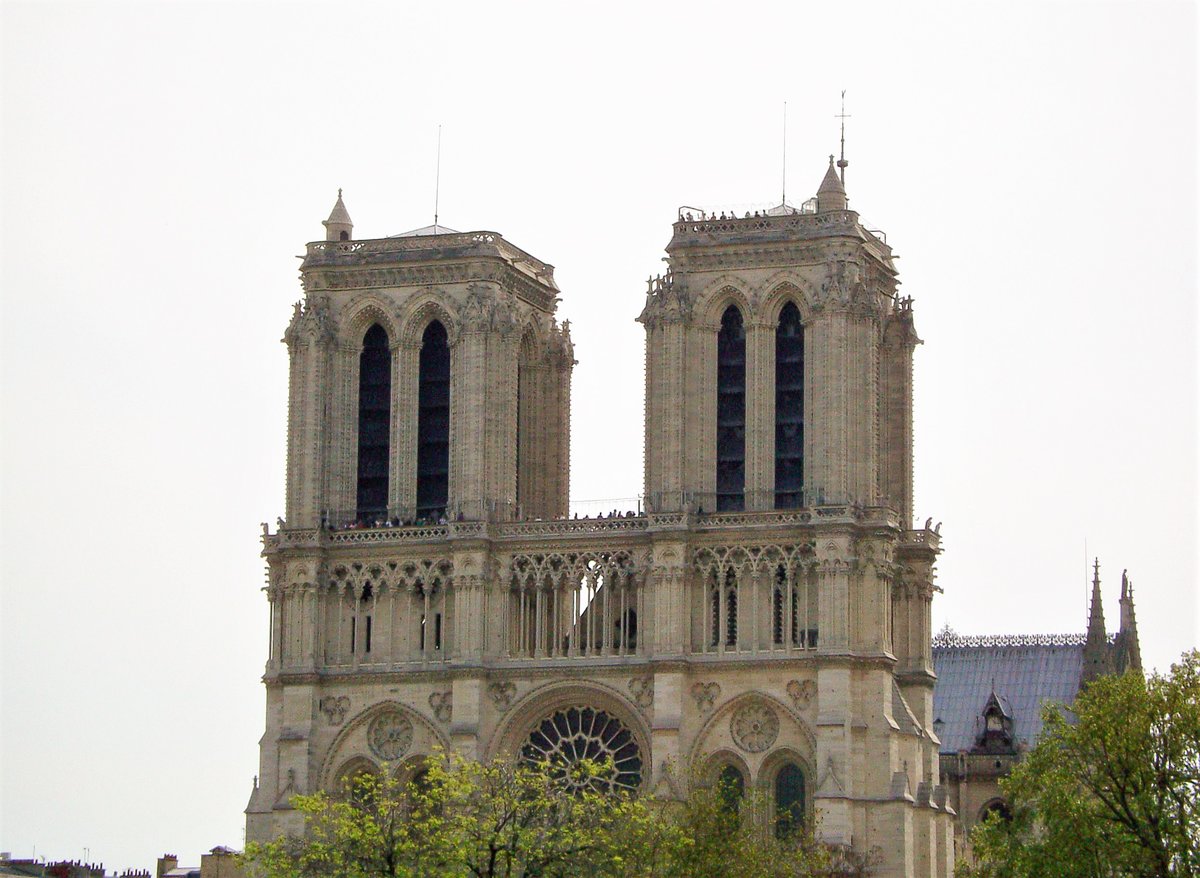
left=520, top=706, right=642, bottom=793
left=506, top=551, right=642, bottom=658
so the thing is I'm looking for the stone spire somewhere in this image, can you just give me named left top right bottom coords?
left=1113, top=570, right=1143, bottom=674
left=323, top=189, right=353, bottom=242
left=1080, top=558, right=1113, bottom=686
left=816, top=155, right=848, bottom=213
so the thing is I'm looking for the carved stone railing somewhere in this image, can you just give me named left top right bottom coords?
left=899, top=529, right=941, bottom=552
left=495, top=517, right=649, bottom=538
left=302, top=232, right=556, bottom=283
left=669, top=209, right=862, bottom=244
left=931, top=632, right=1094, bottom=649
left=263, top=502, right=904, bottom=554
left=328, top=526, right=449, bottom=544
left=695, top=509, right=814, bottom=529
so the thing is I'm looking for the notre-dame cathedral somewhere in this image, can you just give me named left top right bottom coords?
left=245, top=158, right=959, bottom=877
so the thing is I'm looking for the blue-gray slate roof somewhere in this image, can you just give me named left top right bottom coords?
left=931, top=634, right=1085, bottom=753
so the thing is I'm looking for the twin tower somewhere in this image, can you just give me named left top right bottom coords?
left=249, top=160, right=955, bottom=878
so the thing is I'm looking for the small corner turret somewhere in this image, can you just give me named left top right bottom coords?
left=816, top=155, right=848, bottom=212
left=323, top=188, right=353, bottom=242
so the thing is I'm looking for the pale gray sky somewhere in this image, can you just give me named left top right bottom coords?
left=2, top=0, right=1196, bottom=872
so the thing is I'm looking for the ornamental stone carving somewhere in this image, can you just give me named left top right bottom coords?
left=429, top=691, right=452, bottom=723
left=367, top=710, right=413, bottom=760
left=629, top=676, right=654, bottom=711
left=487, top=681, right=517, bottom=711
left=691, top=682, right=720, bottom=712
left=730, top=702, right=779, bottom=753
left=319, top=695, right=350, bottom=725
left=786, top=680, right=817, bottom=711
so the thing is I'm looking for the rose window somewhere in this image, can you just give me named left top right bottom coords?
left=520, top=706, right=643, bottom=793
left=731, top=703, right=779, bottom=752
left=368, top=710, right=414, bottom=760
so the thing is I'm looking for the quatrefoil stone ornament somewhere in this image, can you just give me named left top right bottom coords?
left=367, top=710, right=414, bottom=760
left=730, top=703, right=779, bottom=753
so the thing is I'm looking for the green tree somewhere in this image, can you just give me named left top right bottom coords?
left=243, top=752, right=866, bottom=878
left=962, top=650, right=1200, bottom=878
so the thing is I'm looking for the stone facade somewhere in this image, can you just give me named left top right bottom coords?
left=246, top=164, right=956, bottom=877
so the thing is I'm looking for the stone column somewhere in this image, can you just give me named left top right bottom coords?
left=879, top=303, right=920, bottom=523
left=394, top=339, right=421, bottom=520
left=450, top=327, right=487, bottom=518
left=284, top=316, right=333, bottom=527
left=744, top=320, right=774, bottom=511
left=643, top=318, right=688, bottom=511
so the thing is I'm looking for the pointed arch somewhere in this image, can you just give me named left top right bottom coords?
left=399, top=296, right=458, bottom=348
left=485, top=680, right=651, bottom=793
left=319, top=700, right=449, bottom=790
left=774, top=300, right=804, bottom=508
left=340, top=296, right=400, bottom=347
left=759, top=275, right=818, bottom=325
left=416, top=320, right=450, bottom=520
left=356, top=323, right=391, bottom=522
left=699, top=279, right=754, bottom=327
left=759, top=748, right=813, bottom=836
left=717, top=304, right=746, bottom=512
left=688, top=691, right=817, bottom=769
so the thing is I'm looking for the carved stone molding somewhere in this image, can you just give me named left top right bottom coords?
left=319, top=695, right=350, bottom=725
left=786, top=679, right=817, bottom=711
left=690, top=681, right=720, bottom=712
left=429, top=691, right=453, bottom=723
left=487, top=681, right=517, bottom=711
left=730, top=702, right=779, bottom=753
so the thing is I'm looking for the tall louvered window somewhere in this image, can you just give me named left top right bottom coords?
left=775, top=302, right=804, bottom=508
left=356, top=324, right=391, bottom=522
left=716, top=306, right=746, bottom=511
left=416, top=321, right=450, bottom=520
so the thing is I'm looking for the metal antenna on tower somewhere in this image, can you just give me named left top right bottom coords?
left=781, top=101, right=788, bottom=207
left=836, top=90, right=850, bottom=184
left=434, top=124, right=443, bottom=229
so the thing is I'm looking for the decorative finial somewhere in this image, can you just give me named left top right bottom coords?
left=836, top=90, right=850, bottom=184
left=338, top=188, right=342, bottom=199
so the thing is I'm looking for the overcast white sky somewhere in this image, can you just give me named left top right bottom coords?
left=1, top=0, right=1196, bottom=871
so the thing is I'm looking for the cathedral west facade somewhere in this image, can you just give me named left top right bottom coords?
left=245, top=160, right=956, bottom=877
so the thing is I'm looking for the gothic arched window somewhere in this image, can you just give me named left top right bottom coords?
left=717, top=763, right=745, bottom=813
left=416, top=321, right=450, bottom=520
left=775, top=302, right=804, bottom=508
left=356, top=323, right=391, bottom=523
left=716, top=305, right=746, bottom=511
left=774, top=762, right=806, bottom=837
left=725, top=569, right=738, bottom=647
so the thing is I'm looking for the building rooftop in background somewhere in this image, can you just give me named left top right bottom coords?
left=932, top=635, right=1086, bottom=752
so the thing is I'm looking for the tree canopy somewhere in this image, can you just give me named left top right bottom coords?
left=962, top=650, right=1200, bottom=878
left=242, top=752, right=870, bottom=878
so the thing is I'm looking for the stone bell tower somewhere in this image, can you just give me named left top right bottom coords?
left=637, top=158, right=950, bottom=875
left=640, top=156, right=918, bottom=519
left=251, top=172, right=953, bottom=878
left=281, top=197, right=574, bottom=528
